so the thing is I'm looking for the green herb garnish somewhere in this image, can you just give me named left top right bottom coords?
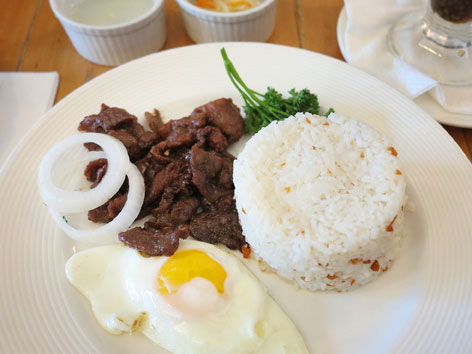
left=221, top=48, right=333, bottom=133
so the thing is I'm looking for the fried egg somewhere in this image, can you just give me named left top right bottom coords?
left=66, top=239, right=308, bottom=354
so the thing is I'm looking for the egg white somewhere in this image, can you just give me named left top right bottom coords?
left=66, top=239, right=308, bottom=354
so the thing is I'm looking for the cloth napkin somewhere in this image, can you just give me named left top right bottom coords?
left=343, top=0, right=472, bottom=115
left=0, top=72, right=59, bottom=168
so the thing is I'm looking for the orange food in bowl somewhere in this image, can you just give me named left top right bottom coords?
left=192, top=0, right=262, bottom=12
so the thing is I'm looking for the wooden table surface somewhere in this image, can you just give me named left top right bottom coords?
left=1, top=0, right=471, bottom=161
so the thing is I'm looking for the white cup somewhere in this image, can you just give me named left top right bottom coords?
left=175, top=0, right=277, bottom=43
left=49, top=0, right=167, bottom=66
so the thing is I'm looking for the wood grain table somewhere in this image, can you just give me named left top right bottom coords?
left=1, top=0, right=471, bottom=161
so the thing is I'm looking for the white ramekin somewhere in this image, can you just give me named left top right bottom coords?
left=49, top=0, right=167, bottom=66
left=175, top=0, right=277, bottom=43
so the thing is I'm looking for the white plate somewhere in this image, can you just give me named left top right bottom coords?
left=336, top=7, right=472, bottom=129
left=1, top=42, right=472, bottom=354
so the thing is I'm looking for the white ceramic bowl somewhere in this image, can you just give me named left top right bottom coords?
left=49, top=0, right=167, bottom=66
left=175, top=0, right=277, bottom=43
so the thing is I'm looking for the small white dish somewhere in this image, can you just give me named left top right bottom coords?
left=49, top=0, right=167, bottom=66
left=175, top=0, right=276, bottom=43
left=336, top=6, right=472, bottom=128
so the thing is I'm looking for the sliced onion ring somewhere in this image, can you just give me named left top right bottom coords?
left=48, top=163, right=145, bottom=244
left=38, top=133, right=129, bottom=213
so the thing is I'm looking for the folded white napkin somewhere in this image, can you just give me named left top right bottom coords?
left=0, top=72, right=59, bottom=168
left=344, top=0, right=472, bottom=115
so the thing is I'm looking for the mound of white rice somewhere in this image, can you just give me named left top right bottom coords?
left=233, top=113, right=407, bottom=291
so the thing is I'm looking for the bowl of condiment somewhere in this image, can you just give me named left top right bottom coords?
left=49, top=0, right=167, bottom=66
left=175, top=0, right=277, bottom=43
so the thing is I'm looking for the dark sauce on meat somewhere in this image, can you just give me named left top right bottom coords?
left=78, top=98, right=247, bottom=256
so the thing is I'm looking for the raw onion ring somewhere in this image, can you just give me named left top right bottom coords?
left=48, top=163, right=145, bottom=244
left=38, top=133, right=129, bottom=213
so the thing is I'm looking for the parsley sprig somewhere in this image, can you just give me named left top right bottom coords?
left=221, top=48, right=333, bottom=133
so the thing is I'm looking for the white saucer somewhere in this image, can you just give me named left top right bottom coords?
left=337, top=7, right=472, bottom=129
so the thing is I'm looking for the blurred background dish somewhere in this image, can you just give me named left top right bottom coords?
left=337, top=6, right=472, bottom=129
left=175, top=0, right=276, bottom=43
left=49, top=0, right=167, bottom=66
left=388, top=0, right=472, bottom=86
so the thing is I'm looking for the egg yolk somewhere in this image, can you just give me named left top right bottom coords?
left=158, top=250, right=227, bottom=295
